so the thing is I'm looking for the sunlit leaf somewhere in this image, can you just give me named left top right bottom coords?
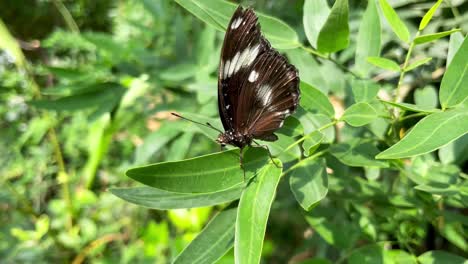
left=341, top=102, right=378, bottom=127
left=289, top=158, right=328, bottom=211
left=110, top=186, right=242, bottom=209
left=317, top=0, right=349, bottom=53
left=355, top=0, right=381, bottom=76
left=300, top=81, right=334, bottom=118
left=405, top=57, right=432, bottom=72
left=351, top=79, right=380, bottom=103
left=174, top=206, right=237, bottom=264
left=377, top=108, right=468, bottom=159
left=330, top=139, right=389, bottom=167
left=235, top=162, right=282, bottom=264
left=414, top=29, right=461, bottom=45
left=378, top=0, right=410, bottom=42
left=174, top=0, right=300, bottom=49
left=367, top=57, right=400, bottom=72
left=417, top=251, right=467, bottom=264
left=439, top=36, right=468, bottom=109
left=419, top=0, right=444, bottom=30
left=127, top=148, right=268, bottom=193
left=303, top=0, right=330, bottom=48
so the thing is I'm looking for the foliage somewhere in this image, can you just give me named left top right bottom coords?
left=1, top=0, right=467, bottom=263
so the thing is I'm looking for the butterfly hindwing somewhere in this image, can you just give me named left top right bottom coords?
left=237, top=50, right=300, bottom=140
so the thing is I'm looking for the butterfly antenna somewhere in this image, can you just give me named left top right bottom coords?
left=171, top=113, right=223, bottom=133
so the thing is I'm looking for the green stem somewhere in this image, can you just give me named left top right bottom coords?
left=283, top=120, right=337, bottom=154
left=25, top=65, right=74, bottom=230
left=394, top=31, right=420, bottom=103
left=300, top=45, right=363, bottom=79
left=282, top=150, right=327, bottom=176
left=52, top=0, right=80, bottom=33
left=399, top=112, right=429, bottom=122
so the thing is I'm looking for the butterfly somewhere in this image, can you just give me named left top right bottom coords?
left=173, top=6, right=300, bottom=169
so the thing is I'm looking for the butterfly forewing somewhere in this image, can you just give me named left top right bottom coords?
left=218, top=6, right=300, bottom=146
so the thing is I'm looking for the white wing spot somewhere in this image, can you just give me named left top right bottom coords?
left=248, top=70, right=259, bottom=82
left=223, top=59, right=231, bottom=79
left=228, top=52, right=240, bottom=77
left=259, top=85, right=272, bottom=106
left=231, top=18, right=243, bottom=29
left=226, top=104, right=230, bottom=110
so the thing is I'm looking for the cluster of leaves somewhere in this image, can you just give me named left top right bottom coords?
left=1, top=1, right=225, bottom=263
left=112, top=0, right=468, bottom=263
left=1, top=0, right=467, bottom=263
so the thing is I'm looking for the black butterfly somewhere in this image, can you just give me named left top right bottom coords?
left=174, top=6, right=299, bottom=167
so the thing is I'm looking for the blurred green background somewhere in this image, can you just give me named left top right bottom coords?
left=1, top=0, right=467, bottom=263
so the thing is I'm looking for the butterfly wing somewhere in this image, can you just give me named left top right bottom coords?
left=218, top=6, right=300, bottom=141
left=217, top=6, right=269, bottom=131
left=237, top=50, right=300, bottom=141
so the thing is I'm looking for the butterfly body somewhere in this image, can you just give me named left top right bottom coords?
left=216, top=6, right=300, bottom=150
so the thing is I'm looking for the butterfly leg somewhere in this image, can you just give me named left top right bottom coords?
left=252, top=140, right=282, bottom=168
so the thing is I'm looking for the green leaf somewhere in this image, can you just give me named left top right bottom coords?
left=160, top=63, right=199, bottom=81
left=110, top=186, right=242, bottom=210
left=366, top=57, right=400, bottom=71
left=263, top=134, right=301, bottom=163
left=174, top=207, right=237, bottom=264
left=351, top=80, right=380, bottom=103
left=300, top=81, right=335, bottom=117
left=127, top=148, right=269, bottom=193
left=303, top=131, right=324, bottom=156
left=414, top=29, right=461, bottom=45
left=31, top=83, right=125, bottom=112
left=438, top=134, right=468, bottom=165
left=330, top=139, right=389, bottom=167
left=341, top=102, right=378, bottom=127
left=348, top=244, right=384, bottom=264
left=419, top=0, right=444, bottom=30
left=380, top=100, right=440, bottom=113
left=447, top=32, right=464, bottom=65
left=417, top=251, right=467, bottom=264
left=299, top=113, right=334, bottom=141
left=355, top=0, right=381, bottom=76
left=175, top=112, right=222, bottom=140
left=174, top=0, right=299, bottom=49
left=167, top=132, right=195, bottom=161
left=135, top=122, right=184, bottom=164
left=277, top=116, right=303, bottom=137
left=440, top=36, right=468, bottom=109
left=378, top=0, right=410, bottom=42
left=414, top=183, right=459, bottom=196
left=405, top=57, right=432, bottom=72
left=303, top=0, right=330, bottom=48
left=299, top=112, right=335, bottom=143
left=383, top=249, right=416, bottom=264
left=287, top=49, right=328, bottom=93
left=289, top=158, right=328, bottom=211
left=317, top=0, right=349, bottom=53
left=377, top=108, right=468, bottom=159
left=235, top=162, right=282, bottom=264
left=414, top=86, right=438, bottom=109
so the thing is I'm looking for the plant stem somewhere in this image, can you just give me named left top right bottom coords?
left=399, top=112, right=429, bottom=122
left=300, top=45, right=363, bottom=79
left=283, top=120, right=337, bottom=153
left=26, top=66, right=74, bottom=230
left=52, top=0, right=80, bottom=33
left=394, top=32, right=420, bottom=103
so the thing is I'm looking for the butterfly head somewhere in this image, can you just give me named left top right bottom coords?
left=216, top=130, right=250, bottom=149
